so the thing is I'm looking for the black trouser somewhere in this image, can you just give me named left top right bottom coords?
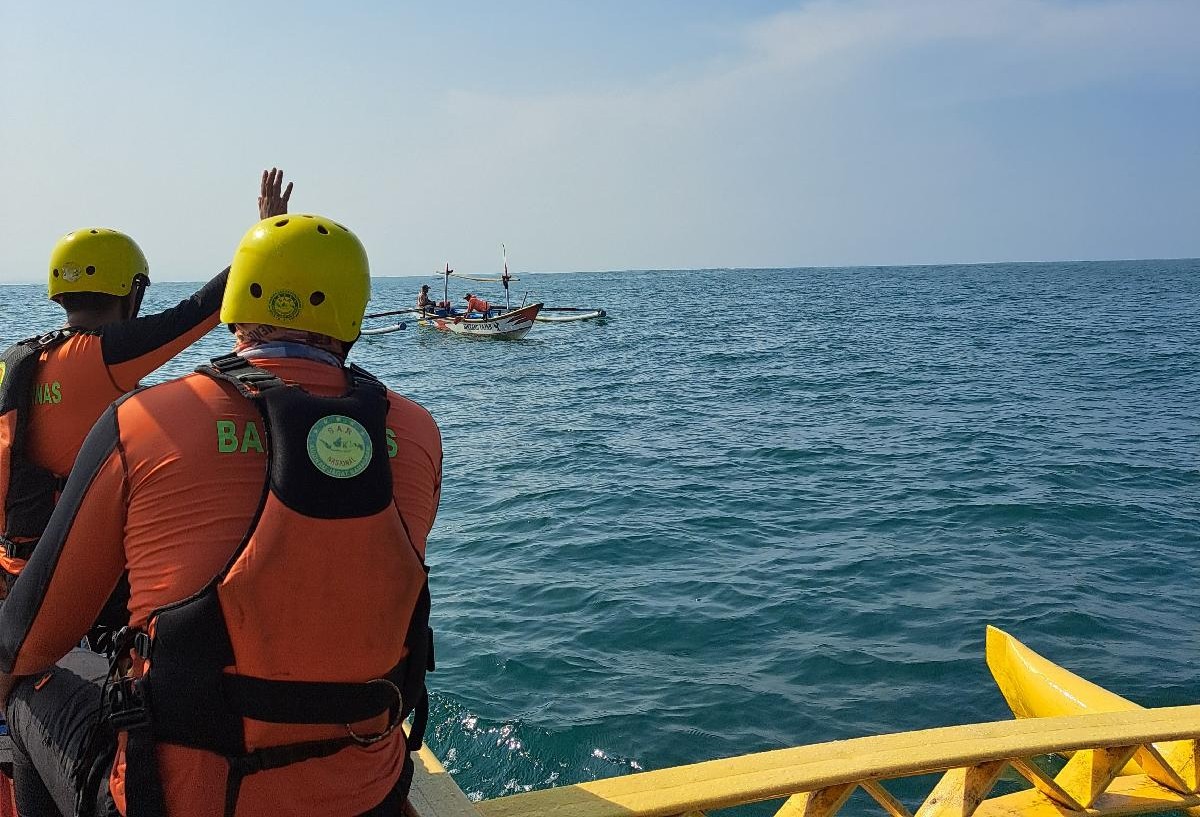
left=6, top=649, right=116, bottom=817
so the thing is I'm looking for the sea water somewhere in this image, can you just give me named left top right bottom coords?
left=1, top=260, right=1198, bottom=808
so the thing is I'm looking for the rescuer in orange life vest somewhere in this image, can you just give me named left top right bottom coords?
left=462, top=292, right=491, bottom=316
left=0, top=169, right=294, bottom=604
left=0, top=213, right=442, bottom=816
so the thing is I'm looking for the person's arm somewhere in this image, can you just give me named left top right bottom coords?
left=100, top=168, right=295, bottom=391
left=0, top=403, right=129, bottom=701
left=100, top=268, right=230, bottom=391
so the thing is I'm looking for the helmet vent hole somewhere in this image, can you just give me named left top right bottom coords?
left=302, top=215, right=314, bottom=219
left=316, top=224, right=329, bottom=235
left=90, top=229, right=98, bottom=234
left=310, top=291, right=325, bottom=306
left=86, top=265, right=96, bottom=275
left=274, top=219, right=289, bottom=227
left=52, top=269, right=59, bottom=277
left=250, top=283, right=263, bottom=298
left=335, top=223, right=348, bottom=231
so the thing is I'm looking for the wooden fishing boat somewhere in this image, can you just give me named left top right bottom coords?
left=397, top=254, right=542, bottom=339
left=418, top=303, right=543, bottom=340
left=407, top=628, right=1200, bottom=817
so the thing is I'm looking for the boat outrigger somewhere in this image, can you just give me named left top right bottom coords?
left=403, top=627, right=1200, bottom=817
left=360, top=314, right=409, bottom=336
left=535, top=306, right=607, bottom=323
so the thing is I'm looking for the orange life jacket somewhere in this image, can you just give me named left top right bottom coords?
left=0, top=330, right=76, bottom=566
left=109, top=354, right=433, bottom=817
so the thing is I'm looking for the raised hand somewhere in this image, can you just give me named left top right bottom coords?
left=258, top=168, right=294, bottom=219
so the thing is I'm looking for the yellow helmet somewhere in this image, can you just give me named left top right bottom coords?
left=222, top=214, right=370, bottom=342
left=47, top=228, right=149, bottom=301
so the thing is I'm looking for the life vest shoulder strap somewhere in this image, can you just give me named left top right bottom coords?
left=197, top=354, right=386, bottom=400
left=346, top=362, right=385, bottom=392
left=195, top=353, right=288, bottom=398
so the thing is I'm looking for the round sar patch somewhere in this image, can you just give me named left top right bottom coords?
left=307, top=415, right=372, bottom=478
left=267, top=289, right=303, bottom=322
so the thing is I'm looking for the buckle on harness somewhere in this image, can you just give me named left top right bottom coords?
left=133, top=630, right=153, bottom=660
left=107, top=676, right=149, bottom=729
left=1, top=536, right=35, bottom=561
left=345, top=678, right=404, bottom=746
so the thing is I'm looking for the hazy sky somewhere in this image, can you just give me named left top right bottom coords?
left=1, top=1, right=1197, bottom=282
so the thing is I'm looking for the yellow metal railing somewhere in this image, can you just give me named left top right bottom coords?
left=406, top=705, right=1200, bottom=817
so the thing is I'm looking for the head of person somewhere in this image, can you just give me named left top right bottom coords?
left=48, top=228, right=150, bottom=326
left=221, top=214, right=369, bottom=359
left=421, top=284, right=429, bottom=293
left=463, top=293, right=473, bottom=301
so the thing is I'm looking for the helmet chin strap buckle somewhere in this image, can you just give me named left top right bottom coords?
left=345, top=678, right=404, bottom=746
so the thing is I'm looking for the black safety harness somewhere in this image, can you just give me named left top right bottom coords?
left=0, top=329, right=76, bottom=565
left=107, top=354, right=434, bottom=817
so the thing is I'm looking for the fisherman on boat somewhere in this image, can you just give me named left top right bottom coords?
left=417, top=283, right=436, bottom=316
left=0, top=213, right=441, bottom=817
left=0, top=169, right=292, bottom=603
left=463, top=292, right=491, bottom=317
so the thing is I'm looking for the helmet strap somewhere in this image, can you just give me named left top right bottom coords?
left=125, top=276, right=149, bottom=321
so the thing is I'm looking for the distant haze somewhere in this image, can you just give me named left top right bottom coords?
left=1, top=1, right=1197, bottom=283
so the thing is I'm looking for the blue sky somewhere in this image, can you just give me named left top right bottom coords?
left=1, top=1, right=1196, bottom=282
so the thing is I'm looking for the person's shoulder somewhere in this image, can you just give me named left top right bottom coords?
left=117, top=370, right=230, bottom=414
left=42, top=329, right=101, bottom=356
left=384, top=389, right=440, bottom=442
left=385, top=389, right=437, bottom=425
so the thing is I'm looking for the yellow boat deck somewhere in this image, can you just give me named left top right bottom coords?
left=407, top=705, right=1200, bottom=817
left=406, top=629, right=1200, bottom=817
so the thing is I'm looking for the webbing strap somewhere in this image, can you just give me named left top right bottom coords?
left=123, top=719, right=169, bottom=817
left=197, top=354, right=385, bottom=400
left=224, top=736, right=360, bottom=817
left=21, top=328, right=77, bottom=353
left=348, top=363, right=386, bottom=394
left=123, top=675, right=426, bottom=817
left=222, top=670, right=403, bottom=724
left=1, top=536, right=36, bottom=561
left=407, top=690, right=430, bottom=752
left=196, top=353, right=287, bottom=399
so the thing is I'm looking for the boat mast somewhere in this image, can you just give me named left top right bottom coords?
left=501, top=243, right=511, bottom=310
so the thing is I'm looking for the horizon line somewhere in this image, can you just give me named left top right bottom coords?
left=0, top=255, right=1196, bottom=286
